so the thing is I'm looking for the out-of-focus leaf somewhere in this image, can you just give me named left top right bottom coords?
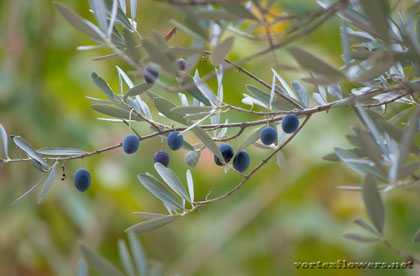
left=12, top=178, right=42, bottom=205
left=80, top=244, right=125, bottom=276
left=89, top=0, right=108, bottom=32
left=343, top=233, right=380, bottom=243
left=118, top=240, right=136, bottom=276
left=246, top=85, right=295, bottom=110
left=130, top=0, right=137, bottom=19
left=353, top=218, right=379, bottom=236
left=322, top=152, right=339, bottom=161
left=137, top=173, right=182, bottom=210
left=125, top=215, right=175, bottom=233
left=0, top=124, right=9, bottom=160
left=359, top=0, right=390, bottom=43
left=291, top=81, right=309, bottom=107
left=154, top=163, right=190, bottom=203
left=92, top=103, right=142, bottom=120
left=13, top=136, right=49, bottom=171
left=354, top=128, right=386, bottom=175
left=186, top=169, right=194, bottom=203
left=170, top=19, right=205, bottom=40
left=191, top=126, right=224, bottom=162
left=289, top=47, right=344, bottom=83
left=92, top=73, right=114, bottom=100
left=128, top=232, right=147, bottom=276
left=107, top=0, right=119, bottom=37
left=124, top=83, right=152, bottom=99
left=340, top=21, right=351, bottom=65
left=355, top=106, right=387, bottom=155
left=37, top=147, right=86, bottom=156
left=211, top=37, right=234, bottom=65
left=133, top=212, right=168, bottom=220
left=362, top=174, right=384, bottom=235
left=413, top=228, right=420, bottom=242
left=38, top=161, right=58, bottom=204
left=78, top=259, right=88, bottom=276
left=348, top=51, right=394, bottom=82
left=55, top=3, right=102, bottom=41
left=334, top=148, right=384, bottom=179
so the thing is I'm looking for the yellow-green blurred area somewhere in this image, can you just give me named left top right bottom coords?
left=0, top=0, right=419, bottom=275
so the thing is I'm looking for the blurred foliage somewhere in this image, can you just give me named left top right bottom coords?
left=0, top=0, right=419, bottom=276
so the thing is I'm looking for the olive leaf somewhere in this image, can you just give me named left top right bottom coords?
left=125, top=215, right=175, bottom=233
left=118, top=240, right=136, bottom=276
left=211, top=37, right=234, bottom=65
left=0, top=124, right=9, bottom=160
left=154, top=163, right=190, bottom=203
left=91, top=72, right=115, bottom=100
left=80, top=244, right=125, bottom=276
left=343, top=233, right=380, bottom=243
left=362, top=174, right=385, bottom=235
left=37, top=147, right=86, bottom=156
left=127, top=231, right=147, bottom=276
left=359, top=0, right=390, bottom=43
left=191, top=126, right=224, bottom=163
left=13, top=136, right=49, bottom=172
left=37, top=161, right=59, bottom=204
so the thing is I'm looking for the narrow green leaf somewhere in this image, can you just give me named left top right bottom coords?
left=186, top=169, right=194, bottom=203
left=118, top=240, right=136, bottom=276
left=362, top=175, right=384, bottom=235
left=37, top=147, right=86, bottom=156
left=92, top=103, right=142, bottom=120
left=0, top=124, right=9, bottom=160
left=126, top=215, right=175, bottom=233
left=13, top=136, right=49, bottom=172
left=124, top=83, right=152, bottom=99
left=359, top=0, right=390, bottom=43
left=92, top=73, right=114, bottom=100
left=413, top=228, right=420, bottom=242
left=128, top=232, right=147, bottom=276
left=80, top=244, right=125, bottom=276
left=154, top=163, right=189, bottom=203
left=343, top=233, right=380, bottom=243
left=38, top=161, right=58, bottom=204
left=90, top=0, right=108, bottom=32
left=54, top=3, right=102, bottom=41
left=289, top=47, right=344, bottom=83
left=353, top=218, right=380, bottom=236
left=238, top=127, right=264, bottom=151
left=153, top=97, right=188, bottom=124
left=211, top=37, right=234, bottom=65
left=137, top=173, right=182, bottom=210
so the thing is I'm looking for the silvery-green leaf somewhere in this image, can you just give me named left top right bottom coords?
left=343, top=233, right=380, bottom=243
left=291, top=81, right=309, bottom=107
left=124, top=83, right=152, bottom=99
left=78, top=259, right=88, bottom=276
left=211, top=37, right=234, bottom=65
left=362, top=175, right=384, bottom=235
left=171, top=106, right=213, bottom=115
left=132, top=212, right=167, bottom=220
left=340, top=21, right=351, bottom=65
left=13, top=136, right=49, bottom=171
left=137, top=173, right=182, bottom=210
left=191, top=126, right=224, bottom=162
left=125, top=215, right=175, bottom=233
left=289, top=47, right=344, bottom=83
left=92, top=103, right=142, bottom=120
left=193, top=70, right=219, bottom=106
left=55, top=3, right=102, bottom=41
left=334, top=148, right=383, bottom=179
left=186, top=169, right=194, bottom=203
left=355, top=106, right=386, bottom=155
left=118, top=240, right=136, bottom=276
left=89, top=0, right=108, bottom=32
left=107, top=0, right=119, bottom=37
left=37, top=147, right=86, bottom=156
left=353, top=128, right=386, bottom=175
left=128, top=232, right=147, bottom=276
left=153, top=97, right=188, bottom=124
left=359, top=0, right=390, bottom=43
left=154, top=163, right=189, bottom=203
left=0, top=124, right=9, bottom=160
left=38, top=161, right=58, bottom=204
left=238, top=127, right=264, bottom=151
left=130, top=0, right=137, bottom=19
left=348, top=51, right=394, bottom=82
left=91, top=73, right=114, bottom=100
left=353, top=218, right=379, bottom=236
left=272, top=69, right=297, bottom=101
left=80, top=244, right=125, bottom=276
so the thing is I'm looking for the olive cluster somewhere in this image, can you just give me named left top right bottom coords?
left=72, top=61, right=300, bottom=191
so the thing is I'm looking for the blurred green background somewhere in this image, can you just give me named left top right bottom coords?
left=1, top=0, right=419, bottom=275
